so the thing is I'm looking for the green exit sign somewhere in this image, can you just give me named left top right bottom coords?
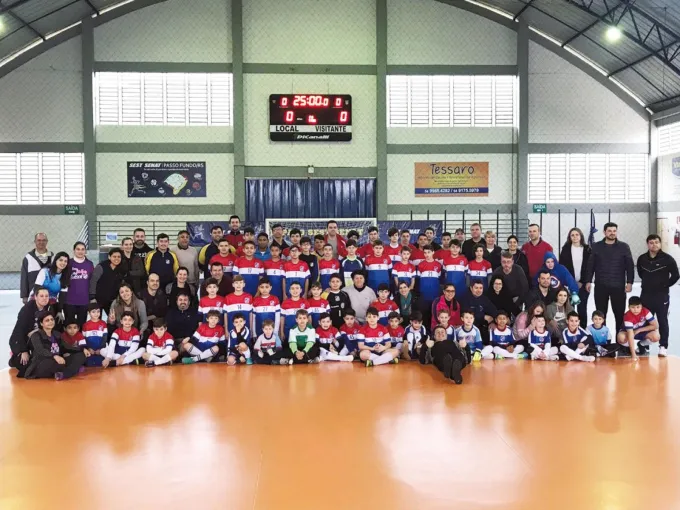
left=64, top=205, right=80, bottom=215
left=532, top=204, right=547, bottom=213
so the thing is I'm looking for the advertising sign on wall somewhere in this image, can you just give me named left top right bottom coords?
left=127, top=162, right=207, bottom=198
left=414, top=162, right=489, bottom=197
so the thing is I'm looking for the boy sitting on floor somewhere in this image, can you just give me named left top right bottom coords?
left=254, top=319, right=290, bottom=365
left=142, top=318, right=179, bottom=367
left=358, top=307, right=399, bottom=367
left=402, top=310, right=428, bottom=361
left=102, top=311, right=145, bottom=368
left=182, top=309, right=226, bottom=364
left=288, top=309, right=320, bottom=364
left=316, top=313, right=354, bottom=363
left=227, top=313, right=253, bottom=365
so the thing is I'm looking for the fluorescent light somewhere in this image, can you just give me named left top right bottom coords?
left=0, top=39, right=43, bottom=69
left=564, top=46, right=607, bottom=76
left=606, top=26, right=622, bottom=42
left=45, top=21, right=81, bottom=40
left=529, top=26, right=563, bottom=46
left=608, top=76, right=647, bottom=107
left=99, top=0, right=135, bottom=15
left=464, top=0, right=514, bottom=20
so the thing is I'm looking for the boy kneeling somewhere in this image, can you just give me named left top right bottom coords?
left=616, top=296, right=660, bottom=361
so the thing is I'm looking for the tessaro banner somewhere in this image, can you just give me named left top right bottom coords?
left=414, top=162, right=489, bottom=197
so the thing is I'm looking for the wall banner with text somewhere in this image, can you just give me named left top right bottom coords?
left=414, top=162, right=489, bottom=197
left=128, top=162, right=206, bottom=198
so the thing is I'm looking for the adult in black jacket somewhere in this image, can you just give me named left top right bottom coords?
left=24, top=310, right=86, bottom=380
left=462, top=280, right=497, bottom=340
left=484, top=231, right=503, bottom=270
left=121, top=237, right=146, bottom=294
left=462, top=223, right=484, bottom=261
left=166, top=293, right=200, bottom=353
left=8, top=287, right=52, bottom=376
left=486, top=275, right=520, bottom=318
left=637, top=234, right=680, bottom=356
left=89, top=248, right=126, bottom=315
left=522, top=269, right=557, bottom=309
left=559, top=228, right=592, bottom=328
left=584, top=222, right=634, bottom=332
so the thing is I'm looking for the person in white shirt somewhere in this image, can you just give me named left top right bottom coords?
left=559, top=228, right=592, bottom=328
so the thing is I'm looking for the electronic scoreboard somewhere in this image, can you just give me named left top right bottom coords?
left=269, top=94, right=352, bottom=142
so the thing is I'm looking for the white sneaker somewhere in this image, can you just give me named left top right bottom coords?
left=581, top=355, right=596, bottom=362
left=659, top=347, right=667, bottom=357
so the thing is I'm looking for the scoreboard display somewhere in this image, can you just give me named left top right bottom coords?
left=269, top=94, right=352, bottom=142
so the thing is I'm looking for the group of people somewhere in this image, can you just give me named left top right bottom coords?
left=9, top=216, right=678, bottom=385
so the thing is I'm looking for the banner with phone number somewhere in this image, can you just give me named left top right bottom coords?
left=415, top=162, right=489, bottom=197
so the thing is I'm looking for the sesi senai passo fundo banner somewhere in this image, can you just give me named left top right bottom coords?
left=128, top=162, right=206, bottom=198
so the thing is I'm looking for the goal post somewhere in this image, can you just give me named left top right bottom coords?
left=265, top=218, right=377, bottom=244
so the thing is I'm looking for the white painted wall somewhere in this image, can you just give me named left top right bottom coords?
left=0, top=37, right=82, bottom=143
left=528, top=42, right=648, bottom=145
left=243, top=0, right=376, bottom=65
left=96, top=153, right=234, bottom=205
left=387, top=0, right=516, bottom=65
left=387, top=127, right=516, bottom=145
left=244, top=74, right=376, bottom=167
left=94, top=0, right=231, bottom=63
left=96, top=126, right=234, bottom=144
left=0, top=215, right=86, bottom=272
left=387, top=153, right=516, bottom=205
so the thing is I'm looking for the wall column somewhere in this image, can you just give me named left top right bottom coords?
left=82, top=18, right=98, bottom=248
left=649, top=122, right=658, bottom=234
left=232, top=0, right=246, bottom=219
left=517, top=19, right=530, bottom=231
left=376, top=0, right=388, bottom=221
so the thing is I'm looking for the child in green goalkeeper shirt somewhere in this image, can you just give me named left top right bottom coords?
left=287, top=309, right=321, bottom=364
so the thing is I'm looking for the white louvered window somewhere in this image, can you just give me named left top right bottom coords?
left=659, top=121, right=680, bottom=156
left=95, top=72, right=233, bottom=126
left=0, top=153, right=84, bottom=205
left=387, top=75, right=515, bottom=127
left=528, top=154, right=649, bottom=204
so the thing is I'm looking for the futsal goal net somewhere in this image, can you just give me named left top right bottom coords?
left=265, top=218, right=377, bottom=244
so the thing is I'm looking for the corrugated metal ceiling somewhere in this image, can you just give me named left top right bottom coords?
left=0, top=0, right=679, bottom=112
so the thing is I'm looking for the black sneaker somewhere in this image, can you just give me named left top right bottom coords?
left=450, top=359, right=463, bottom=385
left=636, top=345, right=650, bottom=356
left=441, top=354, right=453, bottom=380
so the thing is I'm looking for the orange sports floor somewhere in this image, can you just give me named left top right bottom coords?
left=1, top=357, right=679, bottom=510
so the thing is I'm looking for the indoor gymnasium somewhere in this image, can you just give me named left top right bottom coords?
left=2, top=0, right=680, bottom=508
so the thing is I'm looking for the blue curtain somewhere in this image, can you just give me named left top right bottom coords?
left=246, top=179, right=376, bottom=222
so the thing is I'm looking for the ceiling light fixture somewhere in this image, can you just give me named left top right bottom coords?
left=606, top=26, right=622, bottom=42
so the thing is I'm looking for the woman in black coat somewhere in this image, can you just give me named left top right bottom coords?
left=507, top=235, right=531, bottom=288
left=24, top=310, right=87, bottom=380
left=486, top=274, right=520, bottom=319
left=559, top=227, right=592, bottom=328
left=8, top=287, right=54, bottom=377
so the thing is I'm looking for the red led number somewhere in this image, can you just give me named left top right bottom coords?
left=280, top=97, right=289, bottom=107
left=285, top=111, right=295, bottom=123
left=334, top=97, right=343, bottom=107
left=339, top=111, right=348, bottom=124
left=292, top=95, right=330, bottom=108
left=307, top=115, right=317, bottom=124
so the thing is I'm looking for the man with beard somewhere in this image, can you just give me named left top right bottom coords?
left=166, top=292, right=200, bottom=355
left=225, top=215, right=246, bottom=252
left=132, top=228, right=153, bottom=261
left=198, top=225, right=224, bottom=279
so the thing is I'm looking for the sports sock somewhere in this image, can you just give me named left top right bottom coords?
left=187, top=345, right=202, bottom=356
left=122, top=347, right=144, bottom=365
left=153, top=354, right=172, bottom=365
left=560, top=345, right=581, bottom=361
left=481, top=345, right=494, bottom=359
left=369, top=353, right=380, bottom=362
left=242, top=348, right=252, bottom=359
left=373, top=353, right=393, bottom=366
left=199, top=348, right=215, bottom=361
left=493, top=346, right=516, bottom=358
